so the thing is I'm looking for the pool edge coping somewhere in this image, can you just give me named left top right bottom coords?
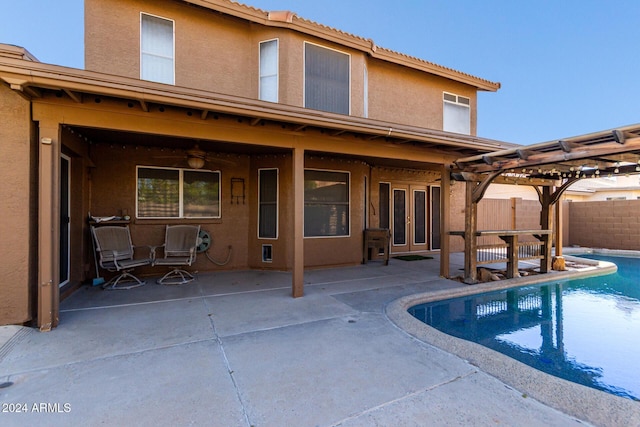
left=385, top=256, right=640, bottom=427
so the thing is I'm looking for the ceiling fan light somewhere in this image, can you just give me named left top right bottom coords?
left=187, top=156, right=206, bottom=169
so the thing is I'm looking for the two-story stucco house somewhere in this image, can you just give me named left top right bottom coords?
left=0, top=0, right=513, bottom=329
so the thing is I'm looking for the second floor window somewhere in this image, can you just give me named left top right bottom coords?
left=304, top=43, right=350, bottom=115
left=259, top=39, right=278, bottom=102
left=443, top=92, right=471, bottom=135
left=141, top=13, right=174, bottom=85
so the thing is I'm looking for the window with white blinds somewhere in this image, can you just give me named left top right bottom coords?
left=259, top=39, right=278, bottom=102
left=304, top=43, right=350, bottom=115
left=443, top=92, right=471, bottom=135
left=141, top=13, right=174, bottom=85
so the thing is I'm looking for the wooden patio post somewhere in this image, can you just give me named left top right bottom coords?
left=555, top=199, right=563, bottom=257
left=38, top=123, right=60, bottom=331
left=539, top=186, right=553, bottom=273
left=292, top=147, right=304, bottom=297
left=464, top=180, right=478, bottom=284
left=439, top=165, right=451, bottom=278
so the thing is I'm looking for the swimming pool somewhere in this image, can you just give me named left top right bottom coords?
left=408, top=254, right=640, bottom=400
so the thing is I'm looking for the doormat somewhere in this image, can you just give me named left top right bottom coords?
left=393, top=255, right=433, bottom=261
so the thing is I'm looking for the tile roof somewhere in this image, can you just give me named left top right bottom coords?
left=183, top=0, right=500, bottom=91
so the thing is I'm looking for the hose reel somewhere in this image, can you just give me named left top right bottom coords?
left=196, top=229, right=212, bottom=253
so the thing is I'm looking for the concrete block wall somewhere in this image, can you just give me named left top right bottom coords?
left=568, top=200, right=640, bottom=250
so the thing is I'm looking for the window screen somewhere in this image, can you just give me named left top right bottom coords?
left=304, top=170, right=349, bottom=237
left=258, top=169, right=278, bottom=238
left=304, top=44, right=350, bottom=115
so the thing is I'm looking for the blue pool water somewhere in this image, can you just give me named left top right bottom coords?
left=408, top=255, right=640, bottom=400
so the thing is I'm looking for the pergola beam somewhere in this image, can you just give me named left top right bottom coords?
left=467, top=137, right=640, bottom=173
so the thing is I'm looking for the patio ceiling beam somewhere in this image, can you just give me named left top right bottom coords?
left=63, top=89, right=82, bottom=103
left=250, top=117, right=262, bottom=126
left=201, top=110, right=209, bottom=120
left=139, top=99, right=149, bottom=112
left=463, top=136, right=640, bottom=173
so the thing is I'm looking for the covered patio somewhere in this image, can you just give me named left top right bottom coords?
left=2, top=254, right=635, bottom=426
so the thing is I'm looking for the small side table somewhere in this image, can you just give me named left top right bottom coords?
left=363, top=228, right=391, bottom=265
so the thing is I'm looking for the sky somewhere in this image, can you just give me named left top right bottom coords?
left=1, top=0, right=639, bottom=146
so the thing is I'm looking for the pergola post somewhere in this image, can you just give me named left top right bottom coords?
left=463, top=180, right=478, bottom=284
left=439, top=165, right=451, bottom=278
left=539, top=186, right=553, bottom=273
left=291, top=147, right=304, bottom=297
left=554, top=199, right=563, bottom=257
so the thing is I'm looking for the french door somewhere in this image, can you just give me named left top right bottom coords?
left=392, top=184, right=428, bottom=252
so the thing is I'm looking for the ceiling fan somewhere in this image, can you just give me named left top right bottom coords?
left=154, top=144, right=236, bottom=169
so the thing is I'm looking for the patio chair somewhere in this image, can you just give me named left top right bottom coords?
left=91, top=226, right=153, bottom=290
left=153, top=225, right=200, bottom=285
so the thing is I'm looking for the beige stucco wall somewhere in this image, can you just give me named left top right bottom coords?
left=367, top=58, right=477, bottom=133
left=85, top=0, right=476, bottom=131
left=0, top=85, right=33, bottom=325
left=86, top=0, right=256, bottom=98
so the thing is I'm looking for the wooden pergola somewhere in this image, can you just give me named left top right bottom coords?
left=444, top=124, right=640, bottom=283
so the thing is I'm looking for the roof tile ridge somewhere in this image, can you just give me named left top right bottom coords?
left=292, top=15, right=371, bottom=44
left=374, top=46, right=498, bottom=87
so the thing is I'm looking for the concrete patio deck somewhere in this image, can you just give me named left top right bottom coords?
left=0, top=253, right=636, bottom=426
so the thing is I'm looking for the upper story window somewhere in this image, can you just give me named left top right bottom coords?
left=304, top=43, right=350, bottom=115
left=136, top=166, right=220, bottom=219
left=141, top=13, right=175, bottom=85
left=259, top=39, right=278, bottom=102
left=443, top=92, right=471, bottom=135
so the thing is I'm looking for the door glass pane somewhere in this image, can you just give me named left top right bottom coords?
left=393, top=189, right=406, bottom=245
left=414, top=190, right=426, bottom=244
